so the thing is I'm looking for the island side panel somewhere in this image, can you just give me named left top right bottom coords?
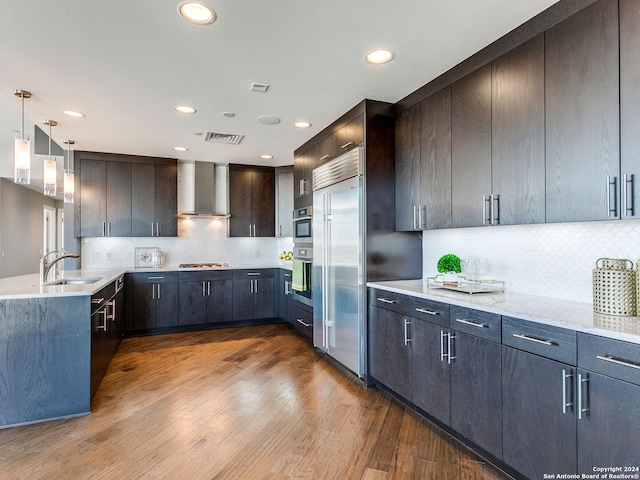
left=0, top=296, right=90, bottom=427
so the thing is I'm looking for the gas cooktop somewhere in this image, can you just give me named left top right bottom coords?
left=178, top=263, right=229, bottom=268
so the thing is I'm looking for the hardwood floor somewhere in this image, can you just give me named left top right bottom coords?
left=0, top=324, right=511, bottom=479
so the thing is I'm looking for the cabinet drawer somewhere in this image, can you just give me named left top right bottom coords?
left=409, top=297, right=449, bottom=327
left=450, top=306, right=501, bottom=343
left=233, top=269, right=275, bottom=279
left=131, top=271, right=178, bottom=284
left=503, top=316, right=576, bottom=365
left=578, top=333, right=640, bottom=386
left=178, top=270, right=233, bottom=282
left=291, top=304, right=313, bottom=339
left=368, top=289, right=414, bottom=316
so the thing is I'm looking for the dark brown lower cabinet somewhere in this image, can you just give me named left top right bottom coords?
left=128, top=273, right=179, bottom=331
left=502, top=346, right=577, bottom=479
left=232, top=269, right=275, bottom=321
left=178, top=271, right=233, bottom=326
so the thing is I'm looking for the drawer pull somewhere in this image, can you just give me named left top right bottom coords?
left=247, top=272, right=262, bottom=276
left=91, top=297, right=105, bottom=304
left=596, top=355, right=640, bottom=371
left=340, top=141, right=354, bottom=149
left=296, top=318, right=311, bottom=328
left=455, top=318, right=487, bottom=328
left=512, top=333, right=553, bottom=346
left=147, top=276, right=164, bottom=280
left=376, top=297, right=396, bottom=304
left=415, top=307, right=439, bottom=316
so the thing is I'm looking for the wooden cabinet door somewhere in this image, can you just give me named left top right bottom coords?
left=154, top=164, right=177, bottom=237
left=276, top=170, right=294, bottom=237
left=420, top=87, right=452, bottom=229
left=577, top=370, right=640, bottom=473
left=232, top=279, right=254, bottom=321
left=106, top=161, right=132, bottom=236
left=252, top=169, right=275, bottom=237
left=229, top=168, right=254, bottom=237
left=502, top=346, right=577, bottom=479
left=131, top=163, right=156, bottom=237
left=368, top=306, right=411, bottom=400
left=410, top=319, right=449, bottom=425
left=451, top=65, right=492, bottom=227
left=449, top=332, right=502, bottom=459
left=79, top=159, right=107, bottom=237
left=130, top=281, right=156, bottom=330
left=491, top=34, right=545, bottom=225
left=338, top=114, right=364, bottom=152
left=545, top=0, right=619, bottom=222
left=154, top=282, right=179, bottom=328
left=317, top=132, right=338, bottom=166
left=253, top=277, right=275, bottom=319
left=206, top=278, right=234, bottom=323
left=178, top=281, right=208, bottom=326
left=620, top=0, right=640, bottom=219
left=395, top=104, right=421, bottom=231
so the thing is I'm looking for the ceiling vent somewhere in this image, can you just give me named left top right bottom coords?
left=204, top=131, right=245, bottom=145
left=250, top=82, right=269, bottom=93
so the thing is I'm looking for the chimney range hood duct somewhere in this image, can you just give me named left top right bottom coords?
left=178, top=161, right=230, bottom=218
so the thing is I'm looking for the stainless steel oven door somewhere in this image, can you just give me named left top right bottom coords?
left=292, top=246, right=313, bottom=307
left=293, top=207, right=312, bottom=245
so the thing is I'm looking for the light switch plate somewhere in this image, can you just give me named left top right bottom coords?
left=134, top=247, right=157, bottom=268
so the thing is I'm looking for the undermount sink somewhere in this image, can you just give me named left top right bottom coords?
left=44, top=277, right=103, bottom=286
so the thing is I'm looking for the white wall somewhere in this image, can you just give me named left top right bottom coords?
left=81, top=218, right=293, bottom=269
left=422, top=219, right=640, bottom=303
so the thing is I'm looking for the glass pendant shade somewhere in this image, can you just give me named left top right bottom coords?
left=14, top=135, right=31, bottom=184
left=63, top=171, right=74, bottom=203
left=44, top=159, right=57, bottom=197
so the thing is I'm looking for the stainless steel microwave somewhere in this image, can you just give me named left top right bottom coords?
left=293, top=206, right=312, bottom=244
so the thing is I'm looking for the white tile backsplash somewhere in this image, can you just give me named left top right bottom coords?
left=82, top=218, right=294, bottom=269
left=422, top=219, right=640, bottom=303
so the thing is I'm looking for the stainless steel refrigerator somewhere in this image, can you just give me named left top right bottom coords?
left=312, top=147, right=365, bottom=377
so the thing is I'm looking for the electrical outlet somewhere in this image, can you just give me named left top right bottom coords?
left=254, top=249, right=260, bottom=257
left=93, top=251, right=101, bottom=260
left=106, top=251, right=112, bottom=260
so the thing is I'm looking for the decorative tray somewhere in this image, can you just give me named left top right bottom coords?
left=426, top=276, right=505, bottom=294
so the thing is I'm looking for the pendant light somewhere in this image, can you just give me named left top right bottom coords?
left=43, top=120, right=57, bottom=197
left=13, top=89, right=32, bottom=184
left=63, top=140, right=75, bottom=203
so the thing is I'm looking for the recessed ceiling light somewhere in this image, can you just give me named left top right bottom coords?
left=172, top=146, right=189, bottom=152
left=62, top=110, right=85, bottom=118
left=366, top=49, right=395, bottom=65
left=293, top=121, right=311, bottom=129
left=175, top=105, right=197, bottom=114
left=260, top=154, right=274, bottom=160
left=178, top=2, right=216, bottom=25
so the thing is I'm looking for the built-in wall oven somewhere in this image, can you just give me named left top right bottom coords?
left=292, top=245, right=313, bottom=307
left=293, top=206, right=312, bottom=245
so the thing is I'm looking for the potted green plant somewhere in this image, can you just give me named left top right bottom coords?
left=437, top=253, right=462, bottom=285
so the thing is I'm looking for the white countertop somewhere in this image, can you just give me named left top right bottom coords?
left=368, top=279, right=640, bottom=345
left=0, top=263, right=292, bottom=300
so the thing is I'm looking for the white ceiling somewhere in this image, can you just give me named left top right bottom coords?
left=0, top=0, right=559, bottom=175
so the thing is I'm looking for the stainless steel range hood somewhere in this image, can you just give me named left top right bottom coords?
left=178, top=161, right=230, bottom=218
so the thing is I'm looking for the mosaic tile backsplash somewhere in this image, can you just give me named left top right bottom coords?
left=82, top=218, right=294, bottom=270
left=423, top=219, right=640, bottom=303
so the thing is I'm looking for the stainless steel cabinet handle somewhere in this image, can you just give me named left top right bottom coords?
left=97, top=309, right=108, bottom=331
left=455, top=318, right=487, bottom=329
left=403, top=318, right=411, bottom=346
left=376, top=297, right=396, bottom=304
left=247, top=272, right=261, bottom=276
left=249, top=224, right=252, bottom=236
left=157, top=284, right=161, bottom=299
left=91, top=297, right=105, bottom=304
left=512, top=333, right=553, bottom=346
left=107, top=299, right=116, bottom=320
left=415, top=307, right=439, bottom=316
left=319, top=154, right=330, bottom=162
left=156, top=223, right=160, bottom=236
left=562, top=369, right=573, bottom=414
left=279, top=225, right=282, bottom=237
left=606, top=176, right=618, bottom=217
left=440, top=330, right=446, bottom=362
left=202, top=282, right=206, bottom=296
left=284, top=281, right=291, bottom=295
left=296, top=318, right=311, bottom=328
left=447, top=333, right=456, bottom=364
left=413, top=205, right=418, bottom=230
left=492, top=194, right=500, bottom=225
left=207, top=281, right=211, bottom=296
left=420, top=205, right=426, bottom=229
left=148, top=276, right=164, bottom=280
left=152, top=284, right=155, bottom=299
left=340, top=141, right=354, bottom=149
left=254, top=279, right=258, bottom=293
left=102, top=222, right=107, bottom=237
left=578, top=373, right=589, bottom=420
left=482, top=195, right=491, bottom=225
left=596, top=355, right=640, bottom=370
left=623, top=173, right=635, bottom=216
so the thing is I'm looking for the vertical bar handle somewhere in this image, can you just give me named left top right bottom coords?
left=157, top=283, right=161, bottom=299
left=562, top=369, right=573, bottom=414
left=624, top=173, right=634, bottom=216
left=482, top=195, right=491, bottom=225
left=492, top=194, right=500, bottom=225
left=440, top=330, right=447, bottom=362
left=102, top=222, right=107, bottom=237
left=413, top=205, right=418, bottom=230
left=420, top=205, right=426, bottom=229
left=403, top=318, right=411, bottom=346
left=577, top=373, right=589, bottom=420
left=207, top=281, right=211, bottom=296
left=607, top=176, right=617, bottom=217
left=447, top=333, right=456, bottom=364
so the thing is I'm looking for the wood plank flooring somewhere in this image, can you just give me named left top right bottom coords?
left=0, top=324, right=512, bottom=479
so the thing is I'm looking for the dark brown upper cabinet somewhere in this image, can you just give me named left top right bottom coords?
left=545, top=0, right=620, bottom=223
left=228, top=164, right=275, bottom=238
left=491, top=34, right=545, bottom=226
left=620, top=0, right=640, bottom=219
left=451, top=64, right=492, bottom=228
